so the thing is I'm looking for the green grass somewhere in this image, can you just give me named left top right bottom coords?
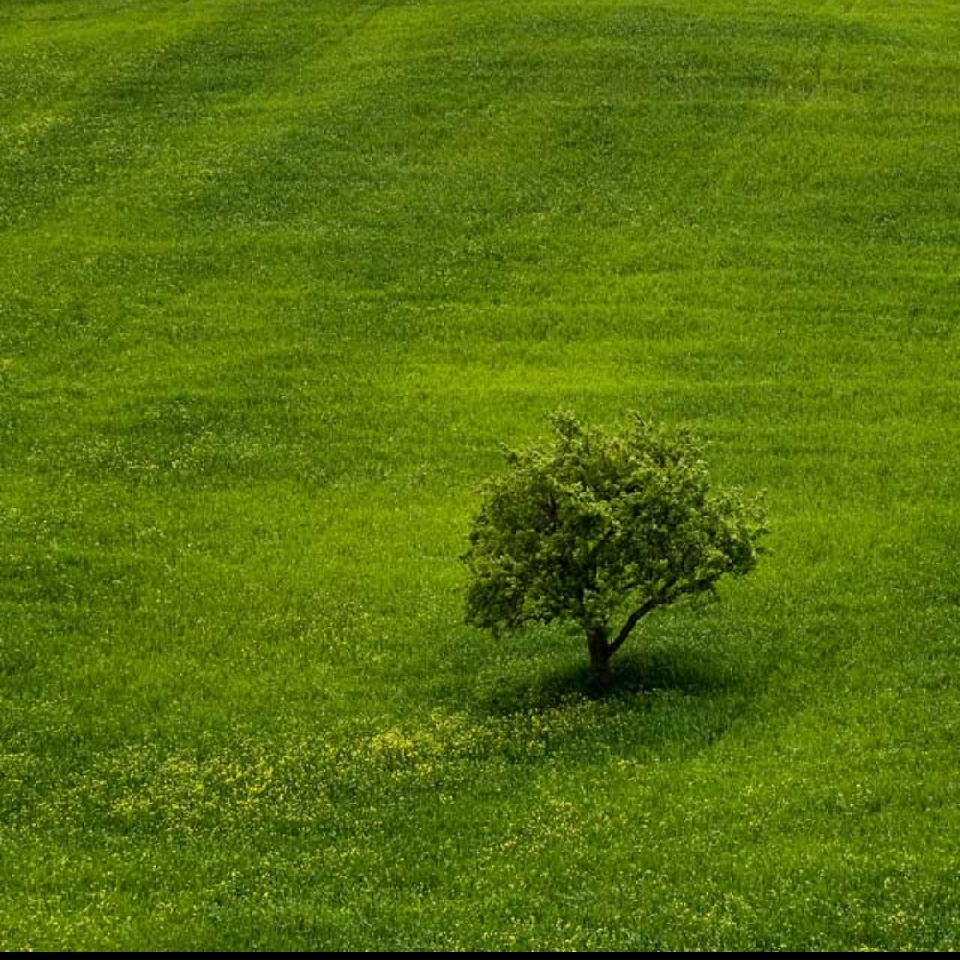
left=1, top=0, right=959, bottom=949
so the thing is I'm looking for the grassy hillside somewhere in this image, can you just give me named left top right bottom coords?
left=1, top=0, right=958, bottom=949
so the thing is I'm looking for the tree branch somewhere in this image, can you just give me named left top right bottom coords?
left=608, top=596, right=661, bottom=657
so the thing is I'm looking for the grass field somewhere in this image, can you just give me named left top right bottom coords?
left=1, top=0, right=959, bottom=949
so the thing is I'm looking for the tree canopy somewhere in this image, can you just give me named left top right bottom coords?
left=464, top=412, right=766, bottom=686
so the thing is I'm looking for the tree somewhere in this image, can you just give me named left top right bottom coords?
left=463, top=412, right=766, bottom=689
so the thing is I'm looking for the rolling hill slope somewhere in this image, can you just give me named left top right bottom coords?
left=1, top=0, right=958, bottom=948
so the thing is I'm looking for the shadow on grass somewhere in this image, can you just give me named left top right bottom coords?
left=456, top=640, right=758, bottom=765
left=478, top=641, right=747, bottom=716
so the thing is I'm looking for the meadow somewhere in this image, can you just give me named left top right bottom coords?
left=1, top=0, right=958, bottom=949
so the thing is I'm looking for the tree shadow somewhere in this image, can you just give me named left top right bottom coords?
left=478, top=641, right=747, bottom=717
left=458, top=639, right=760, bottom=766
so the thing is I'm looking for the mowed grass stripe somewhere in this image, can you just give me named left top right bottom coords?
left=0, top=1, right=430, bottom=233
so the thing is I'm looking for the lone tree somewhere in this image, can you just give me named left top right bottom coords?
left=464, top=412, right=766, bottom=688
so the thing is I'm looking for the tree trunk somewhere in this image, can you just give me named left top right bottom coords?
left=587, top=626, right=613, bottom=691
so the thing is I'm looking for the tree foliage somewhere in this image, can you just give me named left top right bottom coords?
left=464, top=412, right=766, bottom=686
